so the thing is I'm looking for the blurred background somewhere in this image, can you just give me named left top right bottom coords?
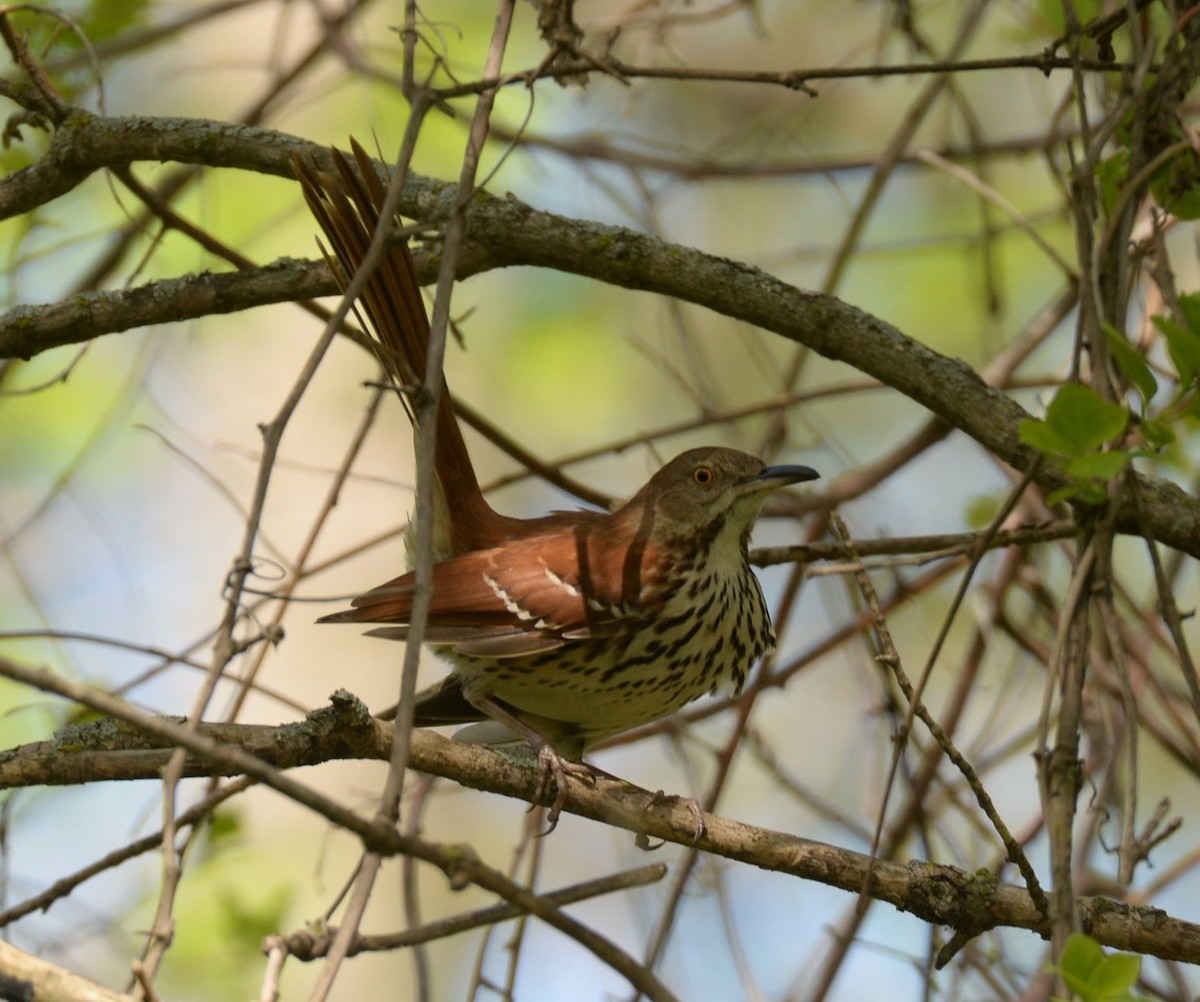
left=2, top=1, right=1199, bottom=999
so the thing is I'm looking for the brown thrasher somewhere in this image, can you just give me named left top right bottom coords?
left=297, top=143, right=818, bottom=826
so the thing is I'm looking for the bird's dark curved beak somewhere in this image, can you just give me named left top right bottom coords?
left=749, top=465, right=820, bottom=491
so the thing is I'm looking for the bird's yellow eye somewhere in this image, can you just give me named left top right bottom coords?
left=693, top=466, right=714, bottom=486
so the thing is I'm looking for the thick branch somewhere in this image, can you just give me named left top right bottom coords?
left=0, top=258, right=329, bottom=359
left=0, top=940, right=130, bottom=1002
left=2, top=693, right=1199, bottom=967
left=1, top=114, right=1197, bottom=556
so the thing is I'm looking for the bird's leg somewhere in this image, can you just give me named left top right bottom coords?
left=532, top=745, right=595, bottom=834
left=472, top=695, right=593, bottom=833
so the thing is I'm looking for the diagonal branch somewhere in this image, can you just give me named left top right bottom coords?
left=2, top=678, right=1200, bottom=968
left=1, top=114, right=1198, bottom=557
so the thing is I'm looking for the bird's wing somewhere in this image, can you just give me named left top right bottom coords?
left=320, top=519, right=669, bottom=658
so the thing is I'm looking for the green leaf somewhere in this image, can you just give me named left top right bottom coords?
left=1044, top=383, right=1128, bottom=453
left=1017, top=386, right=1128, bottom=463
left=1180, top=292, right=1200, bottom=336
left=1149, top=147, right=1200, bottom=221
left=1052, top=934, right=1143, bottom=1001
left=1045, top=484, right=1081, bottom=506
left=1075, top=481, right=1109, bottom=504
left=1168, top=187, right=1200, bottom=221
left=1153, top=315, right=1200, bottom=386
left=1092, top=952, right=1141, bottom=996
left=1066, top=451, right=1128, bottom=481
left=1140, top=417, right=1176, bottom=448
left=1058, top=933, right=1106, bottom=997
left=1019, top=417, right=1077, bottom=457
left=1103, top=325, right=1157, bottom=406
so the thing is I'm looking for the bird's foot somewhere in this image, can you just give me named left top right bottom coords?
left=532, top=744, right=594, bottom=834
left=468, top=695, right=594, bottom=833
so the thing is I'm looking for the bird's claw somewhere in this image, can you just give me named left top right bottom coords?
left=530, top=745, right=593, bottom=834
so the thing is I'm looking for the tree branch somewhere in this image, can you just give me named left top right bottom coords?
left=0, top=940, right=131, bottom=1002
left=2, top=115, right=1196, bottom=557
left=2, top=689, right=1199, bottom=967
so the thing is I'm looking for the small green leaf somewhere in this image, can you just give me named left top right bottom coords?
left=1149, top=148, right=1200, bottom=221
left=1019, top=417, right=1077, bottom=457
left=1045, top=484, right=1081, bottom=506
left=1180, top=292, right=1200, bottom=336
left=1168, top=188, right=1200, bottom=221
left=1140, top=418, right=1175, bottom=448
left=1103, top=325, right=1157, bottom=406
left=1044, top=383, right=1128, bottom=453
left=1092, top=952, right=1141, bottom=996
left=1057, top=933, right=1106, bottom=996
left=1066, top=451, right=1128, bottom=481
left=1153, top=315, right=1200, bottom=386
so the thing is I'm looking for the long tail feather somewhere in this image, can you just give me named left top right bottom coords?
left=294, top=143, right=503, bottom=552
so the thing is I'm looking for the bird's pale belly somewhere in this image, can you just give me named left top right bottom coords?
left=447, top=568, right=775, bottom=746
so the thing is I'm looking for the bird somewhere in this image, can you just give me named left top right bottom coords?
left=296, top=142, right=819, bottom=829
